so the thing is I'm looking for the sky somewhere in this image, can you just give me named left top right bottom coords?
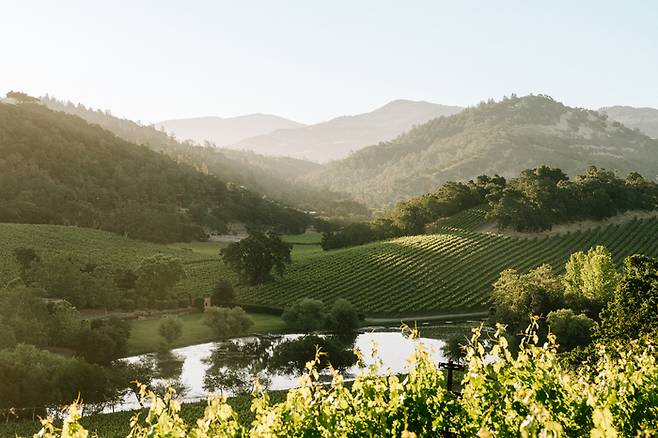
left=1, top=0, right=657, bottom=125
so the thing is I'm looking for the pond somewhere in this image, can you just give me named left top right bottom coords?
left=115, top=323, right=480, bottom=412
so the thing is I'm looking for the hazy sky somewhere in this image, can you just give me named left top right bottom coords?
left=1, top=1, right=657, bottom=124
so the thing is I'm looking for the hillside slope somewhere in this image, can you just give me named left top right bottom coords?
left=41, top=96, right=365, bottom=219
left=231, top=100, right=463, bottom=162
left=239, top=216, right=658, bottom=315
left=599, top=105, right=658, bottom=138
left=307, top=95, right=658, bottom=208
left=156, top=114, right=305, bottom=146
left=0, top=100, right=311, bottom=242
left=0, top=223, right=230, bottom=299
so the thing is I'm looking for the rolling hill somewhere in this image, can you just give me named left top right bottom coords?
left=240, top=215, right=658, bottom=315
left=3, top=214, right=655, bottom=318
left=155, top=114, right=305, bottom=146
left=305, top=95, right=658, bottom=208
left=599, top=105, right=658, bottom=138
left=41, top=96, right=367, bottom=219
left=230, top=99, right=464, bottom=162
left=0, top=98, right=311, bottom=242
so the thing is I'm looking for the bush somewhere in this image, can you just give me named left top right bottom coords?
left=158, top=317, right=183, bottom=347
left=325, top=298, right=360, bottom=339
left=281, top=298, right=326, bottom=331
left=212, top=279, right=235, bottom=306
left=547, top=308, right=595, bottom=351
left=120, top=298, right=136, bottom=312
left=204, top=306, right=253, bottom=339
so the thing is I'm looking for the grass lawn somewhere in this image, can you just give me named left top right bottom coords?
left=167, top=241, right=228, bottom=258
left=126, top=312, right=287, bottom=356
left=281, top=232, right=322, bottom=245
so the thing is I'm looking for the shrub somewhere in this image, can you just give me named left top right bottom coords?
left=158, top=317, right=183, bottom=347
left=281, top=298, right=326, bottom=331
left=325, top=298, right=360, bottom=339
left=204, top=306, right=253, bottom=339
left=547, top=308, right=595, bottom=351
left=212, top=279, right=235, bottom=306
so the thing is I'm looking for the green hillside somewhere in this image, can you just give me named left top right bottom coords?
left=40, top=96, right=368, bottom=220
left=3, top=216, right=657, bottom=317
left=240, top=216, right=658, bottom=315
left=0, top=99, right=312, bottom=242
left=307, top=95, right=658, bottom=208
left=0, top=223, right=231, bottom=299
left=0, top=224, right=318, bottom=303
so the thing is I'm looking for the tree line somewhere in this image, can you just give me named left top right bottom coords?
left=322, top=165, right=658, bottom=250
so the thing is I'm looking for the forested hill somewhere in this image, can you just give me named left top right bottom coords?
left=0, top=100, right=312, bottom=242
left=41, top=96, right=367, bottom=220
left=306, top=95, right=658, bottom=208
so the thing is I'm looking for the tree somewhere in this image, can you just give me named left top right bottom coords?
left=282, top=298, right=327, bottom=332
left=135, top=254, right=185, bottom=301
left=158, top=317, right=183, bottom=348
left=492, top=264, right=563, bottom=331
left=12, top=247, right=40, bottom=279
left=563, top=245, right=619, bottom=315
left=221, top=231, right=292, bottom=285
left=204, top=306, right=253, bottom=339
left=212, top=279, right=235, bottom=306
left=547, top=309, right=595, bottom=351
left=596, top=255, right=658, bottom=344
left=75, top=318, right=130, bottom=364
left=325, top=299, right=360, bottom=340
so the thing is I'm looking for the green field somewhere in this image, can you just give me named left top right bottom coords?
left=2, top=218, right=657, bottom=317
left=239, top=217, right=658, bottom=315
left=126, top=312, right=286, bottom=356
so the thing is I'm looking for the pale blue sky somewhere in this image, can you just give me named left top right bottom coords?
left=1, top=1, right=656, bottom=124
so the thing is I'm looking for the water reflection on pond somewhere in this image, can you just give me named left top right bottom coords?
left=120, top=323, right=478, bottom=411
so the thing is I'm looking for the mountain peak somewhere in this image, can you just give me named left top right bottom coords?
left=155, top=114, right=304, bottom=146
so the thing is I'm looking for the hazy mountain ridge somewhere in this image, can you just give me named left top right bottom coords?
left=305, top=95, right=658, bottom=208
left=156, top=114, right=305, bottom=146
left=599, top=105, right=658, bottom=138
left=230, top=99, right=464, bottom=162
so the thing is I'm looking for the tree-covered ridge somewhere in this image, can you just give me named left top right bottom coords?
left=40, top=96, right=369, bottom=221
left=0, top=100, right=311, bottom=242
left=307, top=94, right=658, bottom=208
left=322, top=165, right=658, bottom=249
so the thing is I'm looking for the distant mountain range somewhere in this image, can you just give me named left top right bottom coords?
left=230, top=100, right=464, bottom=162
left=599, top=106, right=658, bottom=138
left=303, top=95, right=658, bottom=208
left=156, top=100, right=463, bottom=162
left=155, top=114, right=305, bottom=147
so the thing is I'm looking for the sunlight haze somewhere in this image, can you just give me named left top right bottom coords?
left=1, top=0, right=657, bottom=124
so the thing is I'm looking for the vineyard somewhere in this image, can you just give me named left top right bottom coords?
left=0, top=224, right=231, bottom=299
left=426, top=205, right=490, bottom=232
left=2, top=217, right=658, bottom=317
left=239, top=217, right=658, bottom=315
